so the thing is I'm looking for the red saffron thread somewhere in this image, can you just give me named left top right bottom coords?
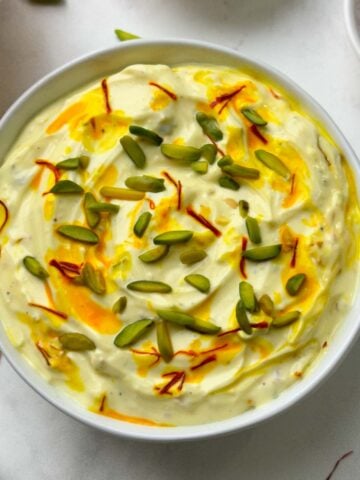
left=250, top=321, right=269, bottom=329
left=206, top=134, right=225, bottom=157
left=325, top=451, right=353, bottom=480
left=159, top=371, right=186, bottom=395
left=149, top=81, right=177, bottom=101
left=290, top=174, right=296, bottom=195
left=130, top=347, right=161, bottom=367
left=99, top=394, right=107, bottom=412
left=146, top=198, right=156, bottom=210
left=186, top=205, right=221, bottom=237
left=49, top=259, right=83, bottom=279
left=269, top=88, right=281, bottom=99
left=218, top=327, right=241, bottom=338
left=35, top=159, right=61, bottom=182
left=210, top=86, right=246, bottom=113
left=35, top=342, right=51, bottom=366
left=240, top=236, right=248, bottom=279
left=28, top=302, right=68, bottom=320
left=0, top=200, right=9, bottom=234
left=174, top=349, right=198, bottom=358
left=101, top=78, right=112, bottom=114
left=200, top=344, right=228, bottom=355
left=191, top=354, right=217, bottom=371
left=290, top=237, right=299, bottom=268
left=250, top=124, right=268, bottom=144
left=162, top=171, right=182, bottom=210
left=90, top=117, right=96, bottom=131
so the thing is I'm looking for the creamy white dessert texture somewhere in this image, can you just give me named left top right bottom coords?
left=0, top=64, right=359, bottom=427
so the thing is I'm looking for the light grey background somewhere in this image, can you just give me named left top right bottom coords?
left=0, top=0, right=359, bottom=479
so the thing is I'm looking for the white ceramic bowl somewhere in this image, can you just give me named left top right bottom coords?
left=1, top=39, right=360, bottom=442
left=345, top=0, right=360, bottom=57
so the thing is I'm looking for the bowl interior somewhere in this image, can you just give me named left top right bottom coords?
left=1, top=39, right=360, bottom=441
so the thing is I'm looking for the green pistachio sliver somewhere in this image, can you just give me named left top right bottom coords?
left=120, top=135, right=146, bottom=169
left=112, top=296, right=127, bottom=314
left=100, top=186, right=145, bottom=201
left=243, top=244, right=282, bottom=262
left=81, top=262, right=106, bottom=295
left=259, top=294, right=274, bottom=316
left=286, top=273, right=307, bottom=296
left=129, top=125, right=163, bottom=145
left=84, top=192, right=100, bottom=228
left=241, top=107, right=267, bottom=126
left=114, top=28, right=140, bottom=41
left=88, top=202, right=120, bottom=214
left=236, top=300, right=253, bottom=335
left=217, top=156, right=233, bottom=167
left=56, top=155, right=90, bottom=170
left=125, top=175, right=165, bottom=193
left=134, top=212, right=152, bottom=238
left=255, top=150, right=291, bottom=180
left=239, top=281, right=257, bottom=312
left=23, top=256, right=49, bottom=280
left=272, top=311, right=301, bottom=328
left=49, top=180, right=84, bottom=194
left=222, top=164, right=260, bottom=180
left=196, top=112, right=223, bottom=142
left=200, top=144, right=217, bottom=164
left=127, top=280, right=172, bottom=293
left=138, top=245, right=169, bottom=263
left=180, top=248, right=207, bottom=265
left=156, top=321, right=173, bottom=363
left=185, top=274, right=210, bottom=293
left=161, top=144, right=201, bottom=162
left=59, top=333, right=96, bottom=351
left=239, top=200, right=250, bottom=218
left=114, top=319, right=153, bottom=348
left=156, top=309, right=220, bottom=334
left=218, top=175, right=240, bottom=191
left=191, top=160, right=208, bottom=174
left=153, top=230, right=193, bottom=245
left=245, top=216, right=262, bottom=244
left=57, top=225, right=99, bottom=244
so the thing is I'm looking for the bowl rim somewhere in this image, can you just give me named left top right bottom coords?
left=344, top=0, right=360, bottom=58
left=1, top=38, right=360, bottom=442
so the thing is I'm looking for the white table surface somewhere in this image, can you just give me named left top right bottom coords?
left=0, top=0, right=360, bottom=478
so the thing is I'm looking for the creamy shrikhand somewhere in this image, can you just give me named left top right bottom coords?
left=0, top=64, right=359, bottom=427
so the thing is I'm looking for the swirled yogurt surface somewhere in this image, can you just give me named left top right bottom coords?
left=0, top=64, right=359, bottom=426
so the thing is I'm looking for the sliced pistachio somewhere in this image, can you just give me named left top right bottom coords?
left=239, top=200, right=250, bottom=218
left=185, top=274, right=210, bottom=293
left=191, top=160, right=208, bottom=174
left=243, top=244, right=281, bottom=262
left=286, top=273, right=307, bottom=296
left=217, top=156, right=233, bottom=167
left=236, top=300, right=252, bottom=335
left=84, top=192, right=100, bottom=228
left=114, top=319, right=153, bottom=348
left=153, top=230, right=193, bottom=245
left=127, top=280, right=172, bottom=293
left=49, top=180, right=84, bottom=194
left=241, top=107, right=267, bottom=126
left=23, top=256, right=49, bottom=280
left=59, top=332, right=96, bottom=351
left=125, top=175, right=165, bottom=193
left=112, top=296, right=127, bottom=314
left=255, top=150, right=291, bottom=180
left=138, top=245, right=169, bottom=263
left=114, top=28, right=139, bottom=41
left=156, top=309, right=220, bottom=334
left=259, top=294, right=274, bottom=317
left=56, top=155, right=90, bottom=170
left=120, top=135, right=146, bottom=168
left=57, top=225, right=99, bottom=244
left=218, top=175, right=240, bottom=191
left=272, top=310, right=301, bottom=328
left=222, top=164, right=260, bottom=179
left=81, top=262, right=106, bottom=295
left=180, top=248, right=207, bottom=265
left=156, top=320, right=173, bottom=363
left=245, top=216, right=262, bottom=244
left=239, top=281, right=257, bottom=312
left=161, top=144, right=201, bottom=162
left=88, top=202, right=120, bottom=214
left=129, top=125, right=163, bottom=145
left=200, top=144, right=217, bottom=164
left=196, top=112, right=223, bottom=142
left=100, top=186, right=145, bottom=201
left=133, top=212, right=152, bottom=238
